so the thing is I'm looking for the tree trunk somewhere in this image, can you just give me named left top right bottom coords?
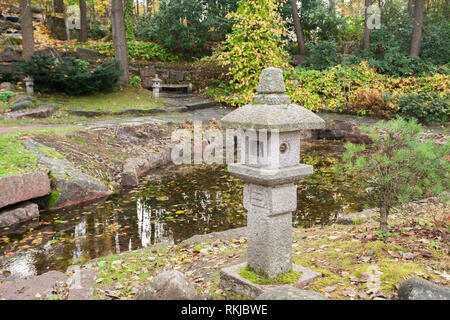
left=409, top=0, right=425, bottom=56
left=329, top=0, right=336, bottom=14
left=289, top=0, right=305, bottom=55
left=111, top=0, right=129, bottom=84
left=19, top=0, right=34, bottom=60
left=79, top=0, right=88, bottom=42
left=363, top=0, right=373, bottom=50
left=379, top=202, right=389, bottom=233
left=408, top=0, right=415, bottom=20
left=446, top=0, right=450, bottom=19
left=136, top=0, right=140, bottom=18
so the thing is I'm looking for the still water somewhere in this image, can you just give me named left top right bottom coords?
left=0, top=140, right=371, bottom=278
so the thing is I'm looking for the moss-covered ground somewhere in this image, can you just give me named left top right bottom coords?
left=238, top=265, right=302, bottom=285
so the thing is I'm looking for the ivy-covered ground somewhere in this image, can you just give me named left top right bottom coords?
left=67, top=197, right=449, bottom=300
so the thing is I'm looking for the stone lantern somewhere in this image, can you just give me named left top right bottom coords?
left=220, top=67, right=325, bottom=294
left=152, top=74, right=162, bottom=99
left=24, top=76, right=34, bottom=95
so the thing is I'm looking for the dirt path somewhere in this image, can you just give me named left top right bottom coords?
left=0, top=125, right=64, bottom=135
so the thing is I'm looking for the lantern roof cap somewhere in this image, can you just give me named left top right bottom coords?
left=221, top=68, right=325, bottom=132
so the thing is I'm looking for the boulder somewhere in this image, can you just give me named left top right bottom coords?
left=0, top=47, right=21, bottom=62
left=76, top=47, right=105, bottom=59
left=4, top=15, right=19, bottom=23
left=39, top=103, right=59, bottom=111
left=66, top=267, right=98, bottom=300
left=9, top=100, right=33, bottom=112
left=0, top=271, right=67, bottom=300
left=0, top=171, right=51, bottom=209
left=255, top=285, right=329, bottom=300
left=398, top=278, right=450, bottom=300
left=9, top=95, right=35, bottom=105
left=134, top=270, right=200, bottom=300
left=9, top=7, right=21, bottom=14
left=0, top=82, right=12, bottom=91
left=0, top=202, right=39, bottom=228
left=30, top=6, right=44, bottom=14
left=121, top=148, right=171, bottom=188
left=121, top=157, right=151, bottom=188
left=343, top=130, right=373, bottom=144
left=22, top=140, right=111, bottom=210
left=335, top=209, right=378, bottom=225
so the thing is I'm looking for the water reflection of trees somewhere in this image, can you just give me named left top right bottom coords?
left=136, top=199, right=171, bottom=247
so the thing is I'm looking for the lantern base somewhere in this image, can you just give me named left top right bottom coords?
left=220, top=262, right=320, bottom=299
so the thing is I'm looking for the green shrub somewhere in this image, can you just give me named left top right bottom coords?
left=129, top=75, right=142, bottom=88
left=420, top=19, right=450, bottom=66
left=0, top=67, right=20, bottom=83
left=304, top=40, right=341, bottom=70
left=398, top=92, right=449, bottom=124
left=0, top=91, right=15, bottom=102
left=368, top=49, right=436, bottom=77
left=15, top=54, right=58, bottom=93
left=15, top=53, right=123, bottom=95
left=87, top=18, right=109, bottom=40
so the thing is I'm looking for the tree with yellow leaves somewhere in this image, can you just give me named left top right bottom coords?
left=217, top=0, right=291, bottom=105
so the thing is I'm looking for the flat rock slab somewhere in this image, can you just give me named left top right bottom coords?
left=66, top=266, right=98, bottom=300
left=0, top=202, right=39, bottom=228
left=164, top=95, right=215, bottom=111
left=255, top=284, right=328, bottom=300
left=0, top=171, right=51, bottom=209
left=335, top=209, right=378, bottom=225
left=0, top=271, right=67, bottom=300
left=68, top=108, right=111, bottom=117
left=398, top=277, right=450, bottom=300
left=220, top=262, right=320, bottom=298
left=112, top=108, right=166, bottom=116
left=22, top=139, right=111, bottom=210
left=181, top=227, right=247, bottom=245
left=1, top=107, right=55, bottom=120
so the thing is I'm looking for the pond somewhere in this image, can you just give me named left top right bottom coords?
left=0, top=140, right=371, bottom=279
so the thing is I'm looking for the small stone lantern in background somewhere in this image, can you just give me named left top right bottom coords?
left=152, top=74, right=162, bottom=99
left=220, top=67, right=325, bottom=296
left=24, top=76, right=34, bottom=95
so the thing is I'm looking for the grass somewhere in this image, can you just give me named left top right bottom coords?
left=0, top=126, right=83, bottom=177
left=0, top=132, right=40, bottom=177
left=39, top=86, right=164, bottom=113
